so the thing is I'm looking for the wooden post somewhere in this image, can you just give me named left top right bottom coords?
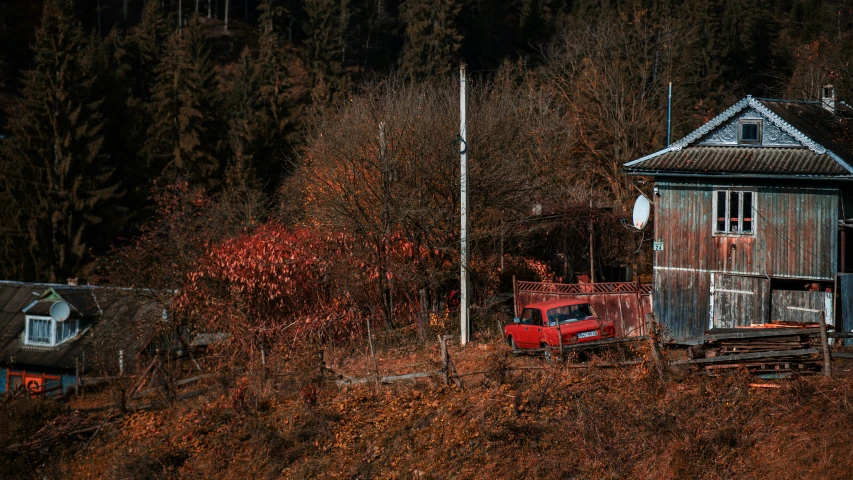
left=589, top=198, right=595, bottom=284
left=367, top=316, right=380, bottom=387
left=556, top=316, right=564, bottom=362
left=439, top=335, right=449, bottom=385
left=75, top=358, right=79, bottom=396
left=419, top=288, right=428, bottom=342
left=647, top=314, right=665, bottom=382
left=512, top=275, right=519, bottom=318
left=819, top=310, right=832, bottom=376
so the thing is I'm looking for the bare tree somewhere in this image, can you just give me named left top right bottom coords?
left=541, top=9, right=694, bottom=207
left=288, top=72, right=569, bottom=326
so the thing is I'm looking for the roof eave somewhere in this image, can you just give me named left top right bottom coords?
left=623, top=169, right=853, bottom=181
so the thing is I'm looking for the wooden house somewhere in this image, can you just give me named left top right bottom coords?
left=625, top=90, right=853, bottom=341
left=0, top=281, right=161, bottom=397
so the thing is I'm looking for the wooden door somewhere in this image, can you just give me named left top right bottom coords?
left=711, top=274, right=770, bottom=329
left=770, top=290, right=832, bottom=324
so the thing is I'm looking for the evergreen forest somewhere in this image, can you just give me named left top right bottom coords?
left=1, top=0, right=853, bottom=284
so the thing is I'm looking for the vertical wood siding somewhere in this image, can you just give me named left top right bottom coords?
left=840, top=275, right=853, bottom=346
left=770, top=290, right=830, bottom=323
left=712, top=274, right=770, bottom=328
left=653, top=180, right=839, bottom=339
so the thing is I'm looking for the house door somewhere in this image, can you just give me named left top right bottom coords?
left=711, top=274, right=770, bottom=329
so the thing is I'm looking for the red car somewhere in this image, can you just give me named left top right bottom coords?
left=504, top=299, right=616, bottom=352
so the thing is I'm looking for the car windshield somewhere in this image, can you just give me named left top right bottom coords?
left=547, top=304, right=594, bottom=326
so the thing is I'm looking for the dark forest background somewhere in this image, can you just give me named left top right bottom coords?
left=2, top=0, right=853, bottom=283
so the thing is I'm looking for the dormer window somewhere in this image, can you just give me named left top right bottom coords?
left=24, top=315, right=79, bottom=346
left=738, top=119, right=762, bottom=144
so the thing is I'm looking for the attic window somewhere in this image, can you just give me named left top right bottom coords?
left=738, top=119, right=762, bottom=144
left=24, top=315, right=79, bottom=346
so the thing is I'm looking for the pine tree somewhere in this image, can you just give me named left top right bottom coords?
left=399, top=0, right=463, bottom=80
left=109, top=1, right=173, bottom=224
left=518, top=0, right=549, bottom=51
left=133, top=0, right=172, bottom=97
left=302, top=0, right=353, bottom=102
left=226, top=48, right=262, bottom=191
left=144, top=16, right=222, bottom=185
left=225, top=0, right=306, bottom=189
left=1, top=0, right=119, bottom=282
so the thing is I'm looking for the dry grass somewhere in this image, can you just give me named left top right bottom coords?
left=9, top=340, right=853, bottom=479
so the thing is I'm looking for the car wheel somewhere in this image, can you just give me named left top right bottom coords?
left=509, top=336, right=518, bottom=350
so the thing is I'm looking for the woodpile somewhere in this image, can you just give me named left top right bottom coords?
left=689, top=324, right=825, bottom=377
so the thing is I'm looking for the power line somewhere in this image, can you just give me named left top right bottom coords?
left=749, top=203, right=839, bottom=275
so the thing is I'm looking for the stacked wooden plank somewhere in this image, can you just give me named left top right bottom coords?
left=694, top=326, right=822, bottom=377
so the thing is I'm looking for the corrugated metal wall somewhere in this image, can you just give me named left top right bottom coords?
left=654, top=180, right=839, bottom=339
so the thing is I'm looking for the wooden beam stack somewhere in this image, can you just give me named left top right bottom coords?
left=696, top=326, right=823, bottom=377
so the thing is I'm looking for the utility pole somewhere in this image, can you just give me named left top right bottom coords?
left=460, top=63, right=470, bottom=345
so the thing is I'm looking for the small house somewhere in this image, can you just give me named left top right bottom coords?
left=625, top=89, right=853, bottom=341
left=0, top=281, right=161, bottom=397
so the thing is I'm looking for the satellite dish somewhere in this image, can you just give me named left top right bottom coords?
left=632, top=195, right=651, bottom=230
left=49, top=301, right=71, bottom=322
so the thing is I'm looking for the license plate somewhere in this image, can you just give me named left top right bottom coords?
left=577, top=330, right=598, bottom=339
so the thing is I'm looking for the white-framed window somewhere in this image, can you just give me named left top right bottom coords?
left=714, top=190, right=755, bottom=235
left=24, top=315, right=79, bottom=346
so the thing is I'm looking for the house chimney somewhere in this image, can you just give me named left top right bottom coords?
left=66, top=277, right=78, bottom=286
left=822, top=84, right=836, bottom=113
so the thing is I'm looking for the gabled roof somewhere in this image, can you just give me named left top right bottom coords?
left=624, top=96, right=853, bottom=178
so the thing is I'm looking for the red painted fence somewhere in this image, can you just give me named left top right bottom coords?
left=514, top=280, right=653, bottom=338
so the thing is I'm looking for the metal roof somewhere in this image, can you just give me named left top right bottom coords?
left=760, top=100, right=853, bottom=164
left=627, top=146, right=848, bottom=176
left=0, top=282, right=160, bottom=371
left=625, top=96, right=853, bottom=178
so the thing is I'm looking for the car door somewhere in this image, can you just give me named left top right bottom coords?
left=530, top=308, right=545, bottom=347
left=508, top=308, right=534, bottom=348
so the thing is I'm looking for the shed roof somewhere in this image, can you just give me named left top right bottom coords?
left=625, top=96, right=853, bottom=178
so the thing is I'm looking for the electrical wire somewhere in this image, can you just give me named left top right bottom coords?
left=748, top=202, right=838, bottom=276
